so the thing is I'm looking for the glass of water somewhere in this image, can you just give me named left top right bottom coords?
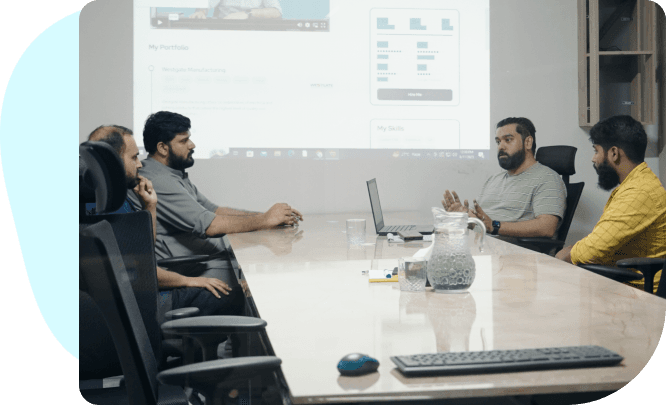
left=346, top=219, right=366, bottom=245
left=398, top=257, right=427, bottom=292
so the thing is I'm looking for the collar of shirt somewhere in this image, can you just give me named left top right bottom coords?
left=146, top=156, right=188, bottom=179
left=504, top=161, right=541, bottom=178
left=608, top=162, right=648, bottom=200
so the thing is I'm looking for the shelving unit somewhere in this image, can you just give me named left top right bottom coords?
left=578, top=0, right=658, bottom=128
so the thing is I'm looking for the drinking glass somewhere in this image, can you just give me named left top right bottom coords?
left=398, top=257, right=427, bottom=292
left=346, top=219, right=366, bottom=245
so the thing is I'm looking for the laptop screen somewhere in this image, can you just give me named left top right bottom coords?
left=366, top=179, right=384, bottom=232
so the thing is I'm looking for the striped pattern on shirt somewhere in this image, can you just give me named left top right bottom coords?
left=476, top=162, right=567, bottom=225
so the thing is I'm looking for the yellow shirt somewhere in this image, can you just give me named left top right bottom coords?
left=571, top=163, right=666, bottom=293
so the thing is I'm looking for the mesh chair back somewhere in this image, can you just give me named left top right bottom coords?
left=80, top=221, right=159, bottom=405
left=80, top=211, right=162, bottom=379
left=536, top=146, right=576, bottom=185
left=556, top=182, right=585, bottom=243
left=79, top=141, right=127, bottom=214
left=535, top=145, right=583, bottom=244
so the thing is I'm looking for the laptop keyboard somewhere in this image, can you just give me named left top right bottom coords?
left=384, top=225, right=415, bottom=232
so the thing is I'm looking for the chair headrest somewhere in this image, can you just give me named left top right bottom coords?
left=536, top=146, right=577, bottom=177
left=79, top=141, right=127, bottom=214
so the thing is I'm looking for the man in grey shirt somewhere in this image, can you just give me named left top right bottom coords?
left=129, top=111, right=302, bottom=284
left=442, top=117, right=566, bottom=238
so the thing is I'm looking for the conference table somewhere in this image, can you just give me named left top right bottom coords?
left=223, top=211, right=666, bottom=404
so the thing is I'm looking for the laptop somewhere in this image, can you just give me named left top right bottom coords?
left=366, top=179, right=433, bottom=236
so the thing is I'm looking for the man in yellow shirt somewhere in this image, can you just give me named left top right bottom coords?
left=556, top=115, right=666, bottom=292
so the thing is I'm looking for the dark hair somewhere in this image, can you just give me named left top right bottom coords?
left=87, top=125, right=134, bottom=156
left=496, top=117, right=537, bottom=154
left=142, top=111, right=191, bottom=155
left=589, top=115, right=647, bottom=164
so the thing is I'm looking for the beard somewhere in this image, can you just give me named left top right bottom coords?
left=126, top=172, right=140, bottom=189
left=594, top=159, right=620, bottom=191
left=167, top=149, right=195, bottom=171
left=498, top=145, right=526, bottom=171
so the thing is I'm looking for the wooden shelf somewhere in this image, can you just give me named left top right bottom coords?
left=579, top=0, right=658, bottom=128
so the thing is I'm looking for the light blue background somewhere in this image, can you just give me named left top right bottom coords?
left=0, top=12, right=79, bottom=357
left=0, top=4, right=661, bottom=405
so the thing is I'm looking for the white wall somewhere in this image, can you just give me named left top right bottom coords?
left=79, top=0, right=661, bottom=246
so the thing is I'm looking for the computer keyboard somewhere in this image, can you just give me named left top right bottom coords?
left=385, top=225, right=415, bottom=232
left=391, top=345, right=623, bottom=376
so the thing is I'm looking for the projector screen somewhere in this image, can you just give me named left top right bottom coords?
left=133, top=0, right=490, bottom=161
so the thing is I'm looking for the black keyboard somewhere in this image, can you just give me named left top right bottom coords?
left=391, top=345, right=623, bottom=376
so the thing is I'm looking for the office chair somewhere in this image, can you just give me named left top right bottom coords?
left=512, top=146, right=585, bottom=256
left=79, top=142, right=265, bottom=382
left=80, top=221, right=282, bottom=405
left=578, top=257, right=665, bottom=298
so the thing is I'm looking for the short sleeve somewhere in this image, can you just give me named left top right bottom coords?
left=150, top=175, right=217, bottom=238
left=532, top=172, right=567, bottom=220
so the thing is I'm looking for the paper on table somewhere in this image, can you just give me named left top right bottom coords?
left=413, top=238, right=434, bottom=261
left=369, top=269, right=398, bottom=282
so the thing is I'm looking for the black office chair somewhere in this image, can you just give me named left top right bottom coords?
left=79, top=142, right=265, bottom=382
left=513, top=146, right=585, bottom=256
left=578, top=257, right=665, bottom=298
left=80, top=221, right=282, bottom=405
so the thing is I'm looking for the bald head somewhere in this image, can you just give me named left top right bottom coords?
left=87, top=125, right=141, bottom=189
left=88, top=125, right=134, bottom=155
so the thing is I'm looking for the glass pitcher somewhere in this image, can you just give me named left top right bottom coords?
left=427, top=208, right=486, bottom=293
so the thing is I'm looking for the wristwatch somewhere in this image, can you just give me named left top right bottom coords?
left=491, top=220, right=501, bottom=235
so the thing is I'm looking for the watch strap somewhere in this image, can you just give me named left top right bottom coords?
left=491, top=220, right=501, bottom=235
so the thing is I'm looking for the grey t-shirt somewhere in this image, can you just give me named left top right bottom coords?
left=477, top=162, right=567, bottom=224
left=128, top=157, right=224, bottom=262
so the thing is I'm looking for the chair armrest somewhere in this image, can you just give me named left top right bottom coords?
left=157, top=357, right=282, bottom=401
left=578, top=264, right=644, bottom=283
left=514, top=238, right=565, bottom=249
left=165, top=307, right=200, bottom=320
left=616, top=257, right=665, bottom=271
left=162, top=316, right=267, bottom=360
left=157, top=255, right=216, bottom=268
left=162, top=316, right=267, bottom=335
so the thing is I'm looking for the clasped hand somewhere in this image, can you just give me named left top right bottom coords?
left=264, top=203, right=304, bottom=227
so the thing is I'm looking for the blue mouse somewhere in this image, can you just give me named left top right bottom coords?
left=337, top=353, right=380, bottom=376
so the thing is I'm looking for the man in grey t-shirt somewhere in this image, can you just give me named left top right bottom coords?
left=442, top=117, right=566, bottom=238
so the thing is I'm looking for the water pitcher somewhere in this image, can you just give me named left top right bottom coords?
left=427, top=208, right=486, bottom=293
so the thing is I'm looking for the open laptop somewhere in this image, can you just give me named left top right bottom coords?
left=366, top=179, right=433, bottom=236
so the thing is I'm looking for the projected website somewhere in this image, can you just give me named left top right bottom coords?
left=134, top=0, right=490, bottom=160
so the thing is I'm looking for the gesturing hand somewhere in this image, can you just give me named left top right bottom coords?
left=185, top=277, right=231, bottom=298
left=133, top=175, right=157, bottom=210
left=442, top=190, right=469, bottom=213
left=471, top=200, right=492, bottom=233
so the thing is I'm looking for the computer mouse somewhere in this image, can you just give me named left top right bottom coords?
left=337, top=353, right=380, bottom=376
